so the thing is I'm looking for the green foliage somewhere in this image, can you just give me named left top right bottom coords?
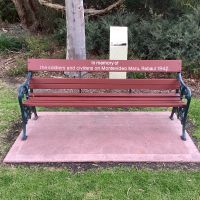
left=0, top=81, right=19, bottom=157
left=175, top=0, right=200, bottom=9
left=25, top=36, right=53, bottom=57
left=86, top=12, right=140, bottom=54
left=37, top=6, right=65, bottom=33
left=0, top=0, right=19, bottom=23
left=129, top=8, right=200, bottom=75
left=125, top=0, right=184, bottom=19
left=0, top=33, right=25, bottom=52
left=189, top=98, right=200, bottom=140
left=85, top=0, right=118, bottom=10
left=7, top=58, right=26, bottom=77
left=128, top=72, right=147, bottom=79
left=52, top=18, right=66, bottom=45
left=85, top=8, right=200, bottom=75
left=0, top=81, right=19, bottom=133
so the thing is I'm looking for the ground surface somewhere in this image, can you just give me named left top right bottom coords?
left=4, top=112, right=200, bottom=163
left=1, top=24, right=200, bottom=199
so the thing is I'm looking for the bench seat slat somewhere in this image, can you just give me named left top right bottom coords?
left=29, top=93, right=180, bottom=97
left=30, top=84, right=179, bottom=90
left=30, top=78, right=179, bottom=84
left=24, top=93, right=185, bottom=107
left=30, top=78, right=179, bottom=90
left=24, top=101, right=185, bottom=107
left=27, top=97, right=181, bottom=101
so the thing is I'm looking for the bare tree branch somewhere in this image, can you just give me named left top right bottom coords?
left=38, top=0, right=124, bottom=15
left=85, top=0, right=124, bottom=16
left=38, top=0, right=65, bottom=11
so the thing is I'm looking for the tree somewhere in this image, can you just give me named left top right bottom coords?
left=12, top=0, right=124, bottom=77
left=38, top=0, right=124, bottom=63
left=11, top=0, right=40, bottom=31
left=38, top=0, right=124, bottom=16
left=65, top=0, right=86, bottom=60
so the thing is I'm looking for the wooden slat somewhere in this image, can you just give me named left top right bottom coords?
left=28, top=59, right=182, bottom=72
left=24, top=93, right=185, bottom=108
left=30, top=78, right=178, bottom=84
left=27, top=96, right=181, bottom=101
left=30, top=78, right=179, bottom=90
left=24, top=101, right=185, bottom=108
left=29, top=93, right=180, bottom=98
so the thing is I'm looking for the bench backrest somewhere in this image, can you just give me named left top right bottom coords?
left=28, top=59, right=181, bottom=73
left=28, top=59, right=181, bottom=91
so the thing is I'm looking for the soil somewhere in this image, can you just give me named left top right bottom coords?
left=2, top=162, right=200, bottom=172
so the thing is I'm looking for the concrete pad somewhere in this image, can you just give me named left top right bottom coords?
left=4, top=112, right=200, bottom=163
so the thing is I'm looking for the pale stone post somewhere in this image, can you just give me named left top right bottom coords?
left=109, top=26, right=128, bottom=79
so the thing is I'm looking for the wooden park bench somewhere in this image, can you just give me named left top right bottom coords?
left=18, top=59, right=191, bottom=141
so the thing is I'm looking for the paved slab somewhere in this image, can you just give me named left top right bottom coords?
left=4, top=112, right=200, bottom=163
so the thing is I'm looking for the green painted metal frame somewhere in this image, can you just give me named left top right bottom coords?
left=169, top=72, right=192, bottom=140
left=18, top=72, right=38, bottom=140
left=18, top=70, right=191, bottom=141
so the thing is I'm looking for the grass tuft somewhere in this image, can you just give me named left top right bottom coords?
left=0, top=167, right=200, bottom=199
left=0, top=81, right=20, bottom=157
left=0, top=33, right=25, bottom=52
left=189, top=98, right=200, bottom=140
left=6, top=58, right=27, bottom=77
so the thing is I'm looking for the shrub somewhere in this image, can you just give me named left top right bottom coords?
left=52, top=18, right=66, bottom=45
left=125, top=0, right=184, bottom=17
left=7, top=58, right=26, bottom=77
left=0, top=0, right=19, bottom=23
left=0, top=33, right=25, bottom=52
left=85, top=12, right=139, bottom=54
left=53, top=8, right=200, bottom=76
left=129, top=8, right=200, bottom=76
left=26, top=36, right=54, bottom=57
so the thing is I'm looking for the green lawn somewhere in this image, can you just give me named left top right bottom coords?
left=0, top=81, right=19, bottom=157
left=0, top=80, right=200, bottom=200
left=189, top=98, right=200, bottom=140
left=0, top=167, right=200, bottom=200
left=0, top=81, right=19, bottom=133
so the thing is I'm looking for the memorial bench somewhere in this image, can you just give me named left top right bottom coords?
left=18, top=59, right=191, bottom=141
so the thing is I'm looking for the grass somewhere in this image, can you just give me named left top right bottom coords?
left=5, top=35, right=65, bottom=77
left=6, top=58, right=27, bottom=77
left=189, top=98, right=200, bottom=140
left=0, top=80, right=20, bottom=157
left=0, top=80, right=200, bottom=199
left=0, top=81, right=19, bottom=133
left=0, top=167, right=200, bottom=200
left=0, top=33, right=25, bottom=52
left=25, top=35, right=55, bottom=57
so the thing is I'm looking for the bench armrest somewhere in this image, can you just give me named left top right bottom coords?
left=18, top=72, right=32, bottom=102
left=178, top=73, right=192, bottom=101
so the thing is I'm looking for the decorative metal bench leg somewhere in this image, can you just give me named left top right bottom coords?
left=180, top=105, right=190, bottom=141
left=180, top=107, right=189, bottom=141
left=32, top=106, right=38, bottom=120
left=181, top=122, right=186, bottom=141
left=19, top=103, right=31, bottom=141
left=169, top=107, right=177, bottom=120
left=22, top=122, right=27, bottom=140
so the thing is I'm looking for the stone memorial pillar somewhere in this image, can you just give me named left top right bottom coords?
left=109, top=26, right=128, bottom=79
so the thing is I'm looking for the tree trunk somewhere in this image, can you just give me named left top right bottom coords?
left=65, top=0, right=86, bottom=77
left=12, top=0, right=40, bottom=31
left=65, top=0, right=86, bottom=60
